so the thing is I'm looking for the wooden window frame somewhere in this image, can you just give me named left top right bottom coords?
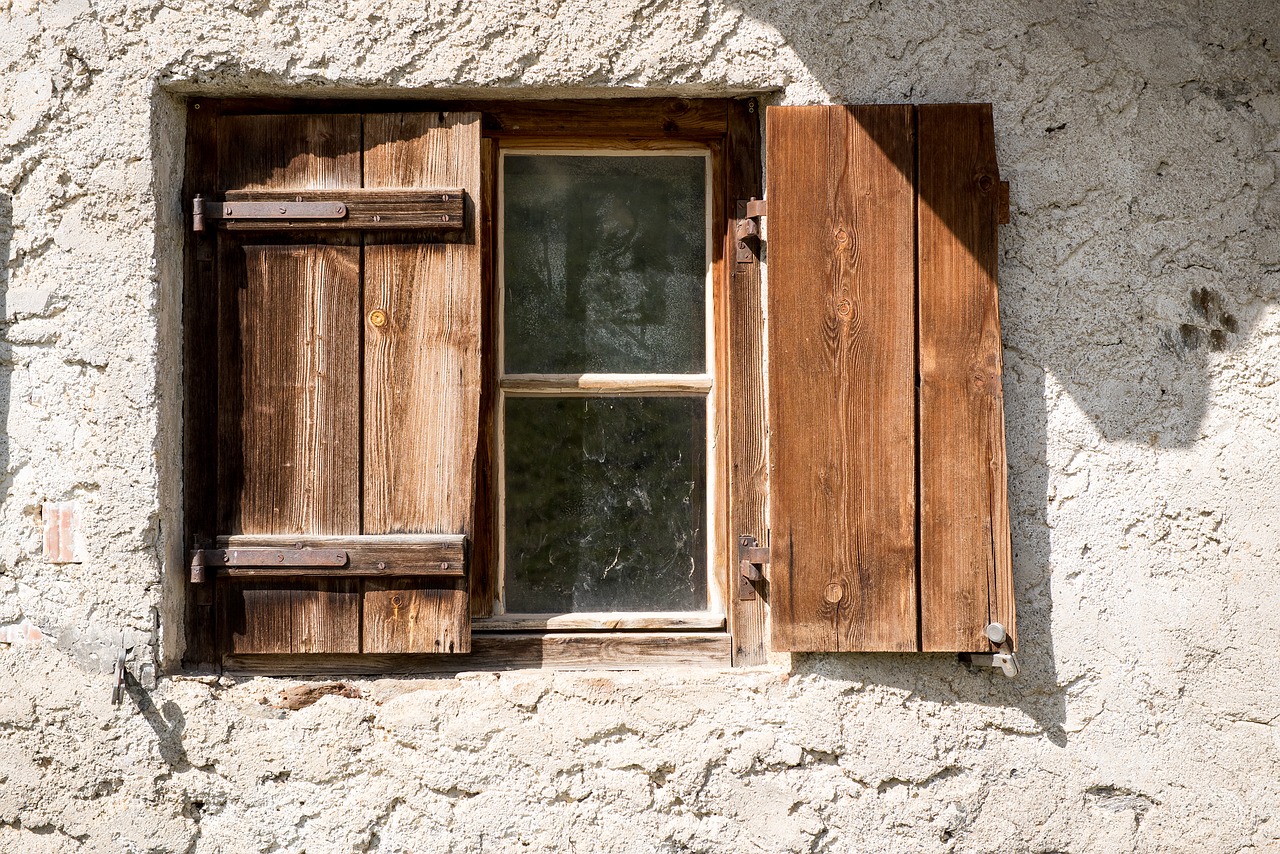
left=485, top=142, right=723, bottom=631
left=182, top=97, right=768, bottom=673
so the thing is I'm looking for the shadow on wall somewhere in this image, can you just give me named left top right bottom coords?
left=736, top=0, right=1278, bottom=446
left=733, top=0, right=1276, bottom=739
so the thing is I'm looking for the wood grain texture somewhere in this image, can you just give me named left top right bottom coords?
left=479, top=99, right=727, bottom=139
left=230, top=240, right=361, bottom=535
left=218, top=114, right=361, bottom=191
left=917, top=104, right=1016, bottom=652
left=363, top=579, right=470, bottom=653
left=193, top=98, right=731, bottom=142
left=220, top=579, right=360, bottom=654
left=471, top=136, right=499, bottom=618
left=209, top=115, right=365, bottom=660
left=362, top=112, right=482, bottom=537
left=223, top=632, right=732, bottom=674
left=766, top=105, right=918, bottom=652
left=725, top=99, right=769, bottom=666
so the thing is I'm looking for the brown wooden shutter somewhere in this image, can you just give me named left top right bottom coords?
left=765, top=103, right=1015, bottom=653
left=210, top=112, right=481, bottom=657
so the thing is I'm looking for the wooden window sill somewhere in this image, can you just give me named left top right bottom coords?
left=222, top=631, right=732, bottom=675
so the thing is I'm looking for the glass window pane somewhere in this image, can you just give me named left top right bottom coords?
left=503, top=155, right=707, bottom=374
left=504, top=397, right=707, bottom=613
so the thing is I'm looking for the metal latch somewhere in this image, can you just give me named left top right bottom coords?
left=735, top=198, right=766, bottom=262
left=960, top=622, right=1020, bottom=678
left=738, top=534, right=769, bottom=600
left=189, top=546, right=348, bottom=582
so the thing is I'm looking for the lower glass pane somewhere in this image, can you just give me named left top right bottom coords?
left=504, top=396, right=708, bottom=613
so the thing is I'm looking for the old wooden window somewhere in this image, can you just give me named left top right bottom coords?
left=490, top=146, right=720, bottom=628
left=181, top=98, right=1015, bottom=674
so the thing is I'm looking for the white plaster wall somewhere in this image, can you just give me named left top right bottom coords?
left=1, top=0, right=1277, bottom=850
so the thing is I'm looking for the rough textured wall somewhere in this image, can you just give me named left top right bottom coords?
left=1, top=0, right=1278, bottom=851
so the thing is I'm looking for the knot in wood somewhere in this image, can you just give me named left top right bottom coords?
left=837, top=299, right=853, bottom=318
left=823, top=582, right=845, bottom=604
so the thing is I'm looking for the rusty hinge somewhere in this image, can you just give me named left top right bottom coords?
left=192, top=190, right=465, bottom=232
left=189, top=546, right=348, bottom=582
left=734, top=198, right=766, bottom=263
left=193, top=195, right=347, bottom=231
left=738, top=534, right=770, bottom=600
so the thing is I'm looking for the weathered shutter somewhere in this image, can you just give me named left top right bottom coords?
left=765, top=103, right=1015, bottom=653
left=209, top=112, right=481, bottom=657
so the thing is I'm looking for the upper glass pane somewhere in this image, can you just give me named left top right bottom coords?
left=503, top=154, right=707, bottom=374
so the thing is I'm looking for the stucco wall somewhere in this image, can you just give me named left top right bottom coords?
left=2, top=0, right=1278, bottom=851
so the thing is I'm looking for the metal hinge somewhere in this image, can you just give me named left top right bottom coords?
left=735, top=198, right=766, bottom=263
left=738, top=534, right=769, bottom=600
left=191, top=189, right=465, bottom=233
left=959, top=622, right=1020, bottom=678
left=188, top=546, right=348, bottom=582
left=193, top=194, right=347, bottom=231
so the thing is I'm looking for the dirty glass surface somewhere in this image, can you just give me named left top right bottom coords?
left=503, top=154, right=707, bottom=374
left=504, top=397, right=707, bottom=613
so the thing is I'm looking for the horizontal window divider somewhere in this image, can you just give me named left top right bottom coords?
left=476, top=612, right=726, bottom=631
left=500, top=374, right=713, bottom=395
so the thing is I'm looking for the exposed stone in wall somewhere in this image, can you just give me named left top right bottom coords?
left=1, top=0, right=1278, bottom=850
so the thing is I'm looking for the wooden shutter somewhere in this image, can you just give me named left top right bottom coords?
left=765, top=103, right=1015, bottom=653
left=210, top=112, right=481, bottom=658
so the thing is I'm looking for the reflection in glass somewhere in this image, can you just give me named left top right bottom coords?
left=503, top=154, right=707, bottom=374
left=504, top=397, right=707, bottom=613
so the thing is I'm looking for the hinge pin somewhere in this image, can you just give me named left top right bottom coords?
left=738, top=534, right=770, bottom=600
left=734, top=198, right=767, bottom=263
left=960, top=622, right=1019, bottom=677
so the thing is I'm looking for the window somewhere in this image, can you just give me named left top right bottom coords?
left=180, top=98, right=1016, bottom=674
left=493, top=147, right=720, bottom=626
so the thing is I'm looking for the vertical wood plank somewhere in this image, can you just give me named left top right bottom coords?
left=766, top=105, right=918, bottom=652
left=362, top=112, right=482, bottom=535
left=917, top=103, right=1016, bottom=652
left=235, top=241, right=361, bottom=535
left=183, top=102, right=220, bottom=668
left=292, top=579, right=361, bottom=653
left=362, top=112, right=481, bottom=652
left=724, top=99, right=769, bottom=666
left=470, top=136, right=499, bottom=618
left=363, top=580, right=469, bottom=654
left=221, top=581, right=292, bottom=654
left=215, top=115, right=364, bottom=656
